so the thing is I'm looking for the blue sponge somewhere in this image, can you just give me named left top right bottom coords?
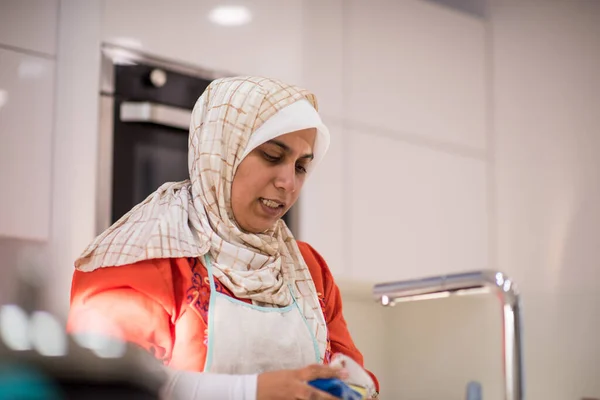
left=309, top=378, right=363, bottom=400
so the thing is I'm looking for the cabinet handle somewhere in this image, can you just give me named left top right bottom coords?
left=120, top=101, right=191, bottom=130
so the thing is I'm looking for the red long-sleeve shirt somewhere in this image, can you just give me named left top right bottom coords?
left=68, top=241, right=379, bottom=391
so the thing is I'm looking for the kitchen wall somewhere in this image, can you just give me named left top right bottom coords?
left=1, top=0, right=599, bottom=398
left=491, top=1, right=600, bottom=398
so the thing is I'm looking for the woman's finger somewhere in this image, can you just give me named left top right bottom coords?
left=299, top=364, right=345, bottom=381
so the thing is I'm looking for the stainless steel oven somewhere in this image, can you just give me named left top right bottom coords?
left=97, top=44, right=298, bottom=236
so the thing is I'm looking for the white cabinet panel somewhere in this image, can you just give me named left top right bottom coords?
left=300, top=0, right=344, bottom=119
left=0, top=49, right=53, bottom=240
left=344, top=0, right=487, bottom=150
left=0, top=0, right=59, bottom=55
left=347, top=130, right=487, bottom=283
left=102, top=0, right=304, bottom=83
left=298, top=120, right=345, bottom=277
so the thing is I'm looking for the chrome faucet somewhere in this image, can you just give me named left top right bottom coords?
left=373, top=271, right=524, bottom=400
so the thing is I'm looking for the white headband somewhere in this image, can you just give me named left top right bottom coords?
left=241, top=99, right=330, bottom=175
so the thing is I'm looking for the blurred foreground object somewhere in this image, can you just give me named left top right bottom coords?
left=0, top=304, right=166, bottom=399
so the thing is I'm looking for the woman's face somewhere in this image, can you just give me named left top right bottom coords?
left=231, top=128, right=317, bottom=233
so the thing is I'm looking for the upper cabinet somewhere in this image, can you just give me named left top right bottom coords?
left=344, top=0, right=487, bottom=151
left=0, top=0, right=58, bottom=241
left=0, top=48, right=54, bottom=241
left=346, top=128, right=488, bottom=284
left=300, top=0, right=345, bottom=120
left=0, top=0, right=59, bottom=56
left=298, top=0, right=489, bottom=283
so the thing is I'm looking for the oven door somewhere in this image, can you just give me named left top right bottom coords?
left=113, top=101, right=190, bottom=222
left=97, top=96, right=191, bottom=231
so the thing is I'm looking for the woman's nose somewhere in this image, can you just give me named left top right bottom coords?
left=273, top=164, right=297, bottom=192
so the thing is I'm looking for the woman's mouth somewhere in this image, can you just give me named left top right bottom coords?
left=259, top=198, right=285, bottom=216
left=260, top=198, right=284, bottom=208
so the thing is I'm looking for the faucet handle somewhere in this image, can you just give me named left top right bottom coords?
left=466, top=381, right=482, bottom=400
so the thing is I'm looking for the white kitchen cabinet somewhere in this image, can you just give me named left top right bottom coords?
left=299, top=0, right=489, bottom=283
left=347, top=128, right=488, bottom=284
left=0, top=0, right=59, bottom=56
left=0, top=48, right=54, bottom=241
left=300, top=0, right=344, bottom=120
left=298, top=120, right=346, bottom=277
left=102, top=0, right=305, bottom=84
left=344, top=0, right=487, bottom=151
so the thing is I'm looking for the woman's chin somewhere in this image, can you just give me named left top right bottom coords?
left=257, top=220, right=280, bottom=234
left=238, top=216, right=280, bottom=234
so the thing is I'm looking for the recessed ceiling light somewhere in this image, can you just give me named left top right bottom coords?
left=208, top=5, right=252, bottom=27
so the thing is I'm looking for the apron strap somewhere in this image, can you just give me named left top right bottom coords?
left=203, top=254, right=218, bottom=293
left=203, top=254, right=217, bottom=371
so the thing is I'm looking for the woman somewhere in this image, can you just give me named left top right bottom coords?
left=68, top=76, right=379, bottom=399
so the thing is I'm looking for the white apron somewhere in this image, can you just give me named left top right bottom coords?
left=202, top=254, right=322, bottom=374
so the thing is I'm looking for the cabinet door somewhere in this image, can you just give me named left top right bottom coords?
left=0, top=0, right=59, bottom=55
left=347, top=129, right=488, bottom=284
left=0, top=49, right=54, bottom=240
left=344, top=0, right=487, bottom=150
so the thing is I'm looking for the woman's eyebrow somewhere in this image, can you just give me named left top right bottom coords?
left=267, top=139, right=314, bottom=160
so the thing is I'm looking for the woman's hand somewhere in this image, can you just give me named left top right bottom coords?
left=257, top=364, right=348, bottom=400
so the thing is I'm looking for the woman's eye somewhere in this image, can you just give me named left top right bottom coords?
left=296, top=164, right=307, bottom=174
left=262, top=151, right=280, bottom=162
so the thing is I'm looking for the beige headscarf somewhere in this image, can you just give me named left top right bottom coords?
left=75, top=76, right=329, bottom=361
